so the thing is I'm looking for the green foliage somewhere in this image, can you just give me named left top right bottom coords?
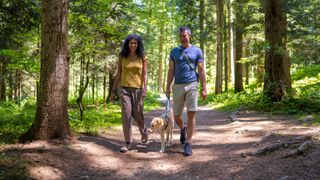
left=0, top=0, right=40, bottom=41
left=69, top=103, right=122, bottom=136
left=205, top=65, right=320, bottom=125
left=0, top=100, right=35, bottom=145
left=287, top=0, right=320, bottom=65
left=143, top=91, right=162, bottom=112
left=291, top=65, right=320, bottom=81
left=69, top=91, right=161, bottom=135
left=0, top=91, right=161, bottom=144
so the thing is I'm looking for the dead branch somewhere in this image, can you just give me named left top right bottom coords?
left=252, top=136, right=312, bottom=156
left=282, top=141, right=314, bottom=158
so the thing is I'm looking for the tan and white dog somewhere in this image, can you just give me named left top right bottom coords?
left=147, top=110, right=174, bottom=153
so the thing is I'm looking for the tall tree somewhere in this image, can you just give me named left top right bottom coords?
left=0, top=0, right=40, bottom=101
left=234, top=1, right=244, bottom=92
left=215, top=0, right=224, bottom=94
left=264, top=0, right=292, bottom=101
left=224, top=0, right=232, bottom=92
left=20, top=0, right=71, bottom=142
left=200, top=0, right=205, bottom=52
left=158, top=25, right=164, bottom=92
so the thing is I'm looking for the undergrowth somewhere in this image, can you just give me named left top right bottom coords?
left=204, top=65, right=320, bottom=124
left=0, top=92, right=161, bottom=144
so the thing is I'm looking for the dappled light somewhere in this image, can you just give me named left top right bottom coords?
left=1, top=106, right=320, bottom=179
left=1, top=0, right=320, bottom=179
left=29, top=166, right=65, bottom=179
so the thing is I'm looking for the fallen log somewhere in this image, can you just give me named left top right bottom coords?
left=282, top=141, right=314, bottom=158
left=252, top=136, right=312, bottom=156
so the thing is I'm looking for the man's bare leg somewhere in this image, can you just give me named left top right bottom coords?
left=186, top=111, right=196, bottom=143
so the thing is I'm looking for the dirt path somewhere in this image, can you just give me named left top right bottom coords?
left=1, top=106, right=320, bottom=179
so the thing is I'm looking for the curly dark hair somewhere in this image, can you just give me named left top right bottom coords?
left=119, top=34, right=145, bottom=59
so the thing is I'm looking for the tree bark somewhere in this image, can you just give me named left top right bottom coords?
left=244, top=44, right=250, bottom=85
left=103, top=64, right=107, bottom=104
left=157, top=25, right=164, bottom=92
left=0, top=60, right=7, bottom=101
left=264, top=0, right=292, bottom=101
left=200, top=0, right=205, bottom=52
left=226, top=0, right=232, bottom=91
left=19, top=0, right=71, bottom=142
left=234, top=1, right=244, bottom=93
left=77, top=58, right=90, bottom=121
left=215, top=0, right=224, bottom=94
left=224, top=0, right=230, bottom=92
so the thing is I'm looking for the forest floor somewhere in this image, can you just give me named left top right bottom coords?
left=1, top=105, right=320, bottom=180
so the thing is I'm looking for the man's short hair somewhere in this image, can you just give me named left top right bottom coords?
left=179, top=26, right=192, bottom=36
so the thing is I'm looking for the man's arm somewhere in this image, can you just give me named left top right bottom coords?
left=165, top=61, right=174, bottom=97
left=197, top=61, right=207, bottom=101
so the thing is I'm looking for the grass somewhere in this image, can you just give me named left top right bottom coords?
left=1, top=65, right=320, bottom=144
left=0, top=92, right=161, bottom=145
left=204, top=65, right=320, bottom=124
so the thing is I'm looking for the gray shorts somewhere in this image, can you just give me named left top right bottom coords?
left=172, top=81, right=198, bottom=116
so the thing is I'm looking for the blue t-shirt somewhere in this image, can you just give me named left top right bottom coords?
left=169, top=45, right=204, bottom=84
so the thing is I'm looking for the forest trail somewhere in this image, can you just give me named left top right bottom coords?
left=2, top=106, right=320, bottom=179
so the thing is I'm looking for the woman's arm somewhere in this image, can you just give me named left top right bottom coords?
left=109, top=57, right=122, bottom=102
left=142, top=58, right=148, bottom=91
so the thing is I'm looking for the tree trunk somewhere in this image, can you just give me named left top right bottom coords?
left=19, top=0, right=71, bottom=142
left=0, top=60, right=7, bottom=101
left=107, top=72, right=114, bottom=101
left=234, top=1, right=244, bottom=93
left=103, top=64, right=107, bottom=104
left=229, top=0, right=235, bottom=85
left=264, top=0, right=292, bottom=101
left=8, top=70, right=13, bottom=100
left=200, top=0, right=205, bottom=52
left=224, top=0, right=230, bottom=92
left=77, top=58, right=90, bottom=121
left=14, top=69, right=22, bottom=101
left=225, top=0, right=232, bottom=91
left=256, top=57, right=264, bottom=87
left=244, top=44, right=250, bottom=85
left=215, top=0, right=224, bottom=94
left=91, top=72, right=95, bottom=104
left=157, top=25, right=164, bottom=92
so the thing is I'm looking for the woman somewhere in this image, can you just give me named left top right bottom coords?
left=110, top=34, right=148, bottom=153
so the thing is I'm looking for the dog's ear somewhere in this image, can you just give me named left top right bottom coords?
left=159, top=118, right=165, bottom=127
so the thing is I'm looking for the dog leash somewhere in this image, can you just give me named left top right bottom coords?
left=163, top=95, right=170, bottom=130
left=165, top=95, right=170, bottom=119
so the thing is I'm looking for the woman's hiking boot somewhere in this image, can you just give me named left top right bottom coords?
left=120, top=142, right=131, bottom=153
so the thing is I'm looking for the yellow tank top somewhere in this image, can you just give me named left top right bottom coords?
left=120, top=56, right=145, bottom=88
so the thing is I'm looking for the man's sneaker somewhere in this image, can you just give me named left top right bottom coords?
left=120, top=142, right=131, bottom=153
left=180, top=127, right=186, bottom=144
left=184, top=142, right=192, bottom=156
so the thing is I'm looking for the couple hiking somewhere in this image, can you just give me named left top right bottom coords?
left=110, top=26, right=207, bottom=156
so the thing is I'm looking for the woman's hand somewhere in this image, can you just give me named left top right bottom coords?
left=109, top=90, right=116, bottom=102
left=142, top=88, right=147, bottom=98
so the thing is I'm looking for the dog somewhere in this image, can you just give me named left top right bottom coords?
left=147, top=109, right=174, bottom=153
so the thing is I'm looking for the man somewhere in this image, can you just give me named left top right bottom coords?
left=166, top=26, right=207, bottom=156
